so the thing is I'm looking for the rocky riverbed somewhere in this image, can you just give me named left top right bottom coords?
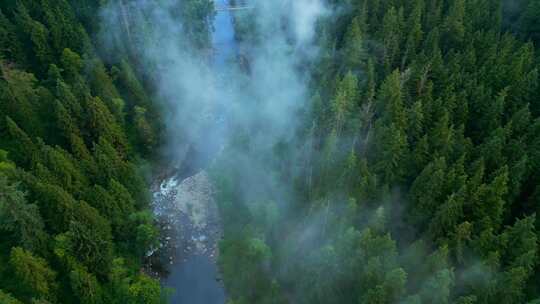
left=147, top=170, right=225, bottom=303
left=151, top=170, right=223, bottom=265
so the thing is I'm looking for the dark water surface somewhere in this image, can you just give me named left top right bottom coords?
left=160, top=1, right=237, bottom=303
left=164, top=254, right=224, bottom=304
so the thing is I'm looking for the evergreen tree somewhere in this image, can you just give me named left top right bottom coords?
left=9, top=247, right=57, bottom=302
left=0, top=174, right=47, bottom=251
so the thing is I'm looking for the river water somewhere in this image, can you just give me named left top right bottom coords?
left=151, top=1, right=239, bottom=303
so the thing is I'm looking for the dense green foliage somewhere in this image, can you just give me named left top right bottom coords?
left=0, top=0, right=165, bottom=303
left=2, top=0, right=540, bottom=303
left=215, top=0, right=540, bottom=303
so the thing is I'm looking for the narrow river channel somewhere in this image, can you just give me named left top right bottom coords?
left=151, top=1, right=239, bottom=303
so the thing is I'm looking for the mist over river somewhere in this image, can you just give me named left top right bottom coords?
left=151, top=1, right=239, bottom=302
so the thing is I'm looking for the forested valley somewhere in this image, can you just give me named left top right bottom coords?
left=0, top=0, right=540, bottom=304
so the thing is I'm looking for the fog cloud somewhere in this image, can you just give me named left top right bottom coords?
left=100, top=0, right=328, bottom=172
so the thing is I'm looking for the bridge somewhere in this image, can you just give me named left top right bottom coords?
left=213, top=0, right=254, bottom=11
left=215, top=5, right=253, bottom=11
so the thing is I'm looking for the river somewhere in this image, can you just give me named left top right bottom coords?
left=151, top=1, right=239, bottom=303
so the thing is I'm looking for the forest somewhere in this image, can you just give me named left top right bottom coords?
left=0, top=0, right=539, bottom=304
left=217, top=0, right=540, bottom=303
left=0, top=0, right=164, bottom=303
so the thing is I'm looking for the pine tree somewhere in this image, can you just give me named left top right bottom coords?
left=442, top=0, right=466, bottom=47
left=133, top=106, right=157, bottom=154
left=86, top=96, right=129, bottom=156
left=376, top=70, right=407, bottom=130
left=332, top=71, right=359, bottom=134
left=0, top=174, right=47, bottom=252
left=409, top=157, right=447, bottom=225
left=69, top=264, right=103, bottom=304
left=0, top=290, right=23, bottom=304
left=127, top=275, right=163, bottom=304
left=0, top=11, right=26, bottom=64
left=60, top=48, right=83, bottom=84
left=342, top=16, right=366, bottom=69
left=1, top=66, right=43, bottom=136
left=13, top=3, right=52, bottom=72
left=401, top=0, right=424, bottom=69
left=4, top=117, right=37, bottom=167
left=380, top=6, right=404, bottom=72
left=61, top=201, right=114, bottom=277
left=520, top=0, right=540, bottom=44
left=9, top=247, right=57, bottom=302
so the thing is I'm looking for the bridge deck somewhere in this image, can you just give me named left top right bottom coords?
left=215, top=6, right=254, bottom=11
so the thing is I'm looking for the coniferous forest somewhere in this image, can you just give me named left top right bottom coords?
left=0, top=0, right=540, bottom=304
left=216, top=1, right=540, bottom=303
left=0, top=0, right=163, bottom=303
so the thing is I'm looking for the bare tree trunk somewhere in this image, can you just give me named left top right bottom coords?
left=120, top=0, right=133, bottom=45
left=321, top=199, right=330, bottom=238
